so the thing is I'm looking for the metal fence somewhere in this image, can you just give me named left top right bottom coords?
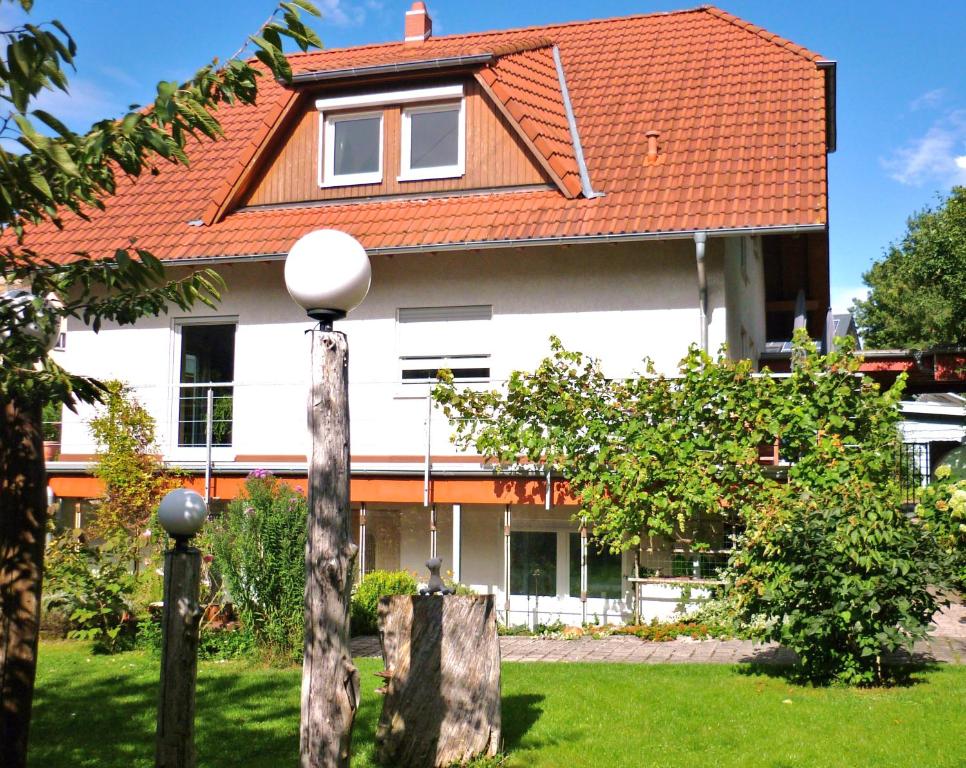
left=898, top=442, right=930, bottom=506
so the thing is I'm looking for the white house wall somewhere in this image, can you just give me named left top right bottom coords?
left=723, top=236, right=766, bottom=364
left=58, top=238, right=727, bottom=461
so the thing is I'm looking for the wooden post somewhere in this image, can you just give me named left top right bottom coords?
left=155, top=544, right=203, bottom=768
left=301, top=330, right=359, bottom=768
left=376, top=595, right=501, bottom=767
left=0, top=398, right=46, bottom=768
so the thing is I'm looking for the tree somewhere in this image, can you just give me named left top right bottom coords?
left=88, top=381, right=181, bottom=543
left=434, top=337, right=777, bottom=562
left=726, top=337, right=945, bottom=685
left=437, top=332, right=944, bottom=684
left=853, top=186, right=966, bottom=348
left=0, top=2, right=321, bottom=764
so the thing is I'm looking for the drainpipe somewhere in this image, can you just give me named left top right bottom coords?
left=694, top=232, right=708, bottom=353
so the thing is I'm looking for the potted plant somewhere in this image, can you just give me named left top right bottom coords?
left=42, top=401, right=61, bottom=460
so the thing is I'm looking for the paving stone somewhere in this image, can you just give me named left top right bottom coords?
left=354, top=602, right=966, bottom=665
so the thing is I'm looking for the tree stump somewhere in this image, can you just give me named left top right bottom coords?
left=375, top=595, right=501, bottom=767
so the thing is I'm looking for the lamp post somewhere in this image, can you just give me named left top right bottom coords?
left=155, top=488, right=208, bottom=768
left=284, top=229, right=371, bottom=768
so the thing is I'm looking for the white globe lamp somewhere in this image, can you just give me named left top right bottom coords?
left=157, top=488, right=208, bottom=545
left=284, top=229, right=371, bottom=328
left=1, top=289, right=62, bottom=354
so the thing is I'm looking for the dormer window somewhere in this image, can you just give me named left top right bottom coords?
left=322, top=111, right=383, bottom=187
left=317, top=85, right=464, bottom=188
left=399, top=102, right=464, bottom=181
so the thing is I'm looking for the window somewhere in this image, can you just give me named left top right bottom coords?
left=321, top=111, right=383, bottom=187
left=568, top=534, right=623, bottom=599
left=397, top=305, right=491, bottom=384
left=400, top=102, right=465, bottom=181
left=510, top=531, right=557, bottom=597
left=177, top=322, right=235, bottom=447
left=316, top=85, right=464, bottom=187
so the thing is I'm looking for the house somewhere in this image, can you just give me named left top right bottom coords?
left=36, top=3, right=835, bottom=625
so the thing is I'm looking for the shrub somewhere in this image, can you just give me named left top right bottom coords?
left=917, top=465, right=966, bottom=593
left=350, top=570, right=418, bottom=635
left=729, top=474, right=942, bottom=686
left=41, top=400, right=61, bottom=442
left=615, top=619, right=731, bottom=641
left=136, top=617, right=256, bottom=661
left=88, top=380, right=182, bottom=541
left=211, top=471, right=307, bottom=662
left=43, top=531, right=137, bottom=653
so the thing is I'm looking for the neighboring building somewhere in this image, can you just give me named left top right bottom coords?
left=34, top=4, right=836, bottom=624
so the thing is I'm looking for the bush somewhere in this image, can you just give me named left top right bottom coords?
left=350, top=570, right=418, bottom=635
left=210, top=471, right=307, bottom=662
left=917, top=465, right=966, bottom=593
left=43, top=531, right=137, bottom=653
left=729, top=475, right=942, bottom=686
left=136, top=616, right=256, bottom=661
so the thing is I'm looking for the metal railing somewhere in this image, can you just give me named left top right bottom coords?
left=898, top=442, right=930, bottom=506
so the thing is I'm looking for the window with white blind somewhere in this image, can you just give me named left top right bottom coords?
left=396, top=305, right=491, bottom=384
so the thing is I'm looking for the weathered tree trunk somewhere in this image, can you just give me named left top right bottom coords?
left=0, top=398, right=46, bottom=768
left=376, top=595, right=502, bottom=767
left=301, top=330, right=359, bottom=768
left=155, top=545, right=203, bottom=768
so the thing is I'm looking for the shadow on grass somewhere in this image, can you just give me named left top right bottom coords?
left=32, top=658, right=547, bottom=768
left=735, top=657, right=943, bottom=688
left=501, top=693, right=545, bottom=751
left=32, top=668, right=309, bottom=768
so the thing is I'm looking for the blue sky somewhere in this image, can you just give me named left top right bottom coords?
left=4, top=1, right=965, bottom=312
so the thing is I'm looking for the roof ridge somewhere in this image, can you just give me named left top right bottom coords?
left=284, top=6, right=710, bottom=64
left=699, top=5, right=825, bottom=63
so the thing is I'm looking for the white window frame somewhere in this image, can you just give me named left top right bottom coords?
left=398, top=101, right=465, bottom=182
left=319, top=110, right=384, bottom=188
left=316, top=85, right=465, bottom=188
left=169, top=316, right=237, bottom=459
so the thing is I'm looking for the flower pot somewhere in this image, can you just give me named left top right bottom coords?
left=42, top=441, right=60, bottom=461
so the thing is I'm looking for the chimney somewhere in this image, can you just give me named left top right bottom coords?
left=645, top=130, right=660, bottom=163
left=405, top=1, right=432, bottom=43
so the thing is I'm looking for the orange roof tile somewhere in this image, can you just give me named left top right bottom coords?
left=17, top=6, right=831, bottom=263
left=476, top=44, right=583, bottom=198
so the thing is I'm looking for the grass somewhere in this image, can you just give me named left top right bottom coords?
left=32, top=641, right=966, bottom=768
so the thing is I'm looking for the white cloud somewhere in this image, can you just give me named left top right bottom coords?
left=316, top=0, right=368, bottom=27
left=957, top=155, right=966, bottom=170
left=882, top=109, right=966, bottom=187
left=910, top=88, right=946, bottom=111
left=98, top=65, right=141, bottom=90
left=830, top=286, right=869, bottom=315
left=30, top=77, right=128, bottom=132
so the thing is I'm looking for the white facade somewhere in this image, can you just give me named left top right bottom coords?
left=56, top=234, right=762, bottom=625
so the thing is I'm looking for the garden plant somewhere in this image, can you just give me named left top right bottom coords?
left=210, top=470, right=308, bottom=662
left=436, top=331, right=948, bottom=685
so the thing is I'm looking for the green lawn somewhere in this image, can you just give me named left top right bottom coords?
left=32, top=641, right=966, bottom=767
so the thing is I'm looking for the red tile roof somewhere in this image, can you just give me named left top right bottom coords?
left=18, top=5, right=831, bottom=264
left=477, top=44, right=583, bottom=197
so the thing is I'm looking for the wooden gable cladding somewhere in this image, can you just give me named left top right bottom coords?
left=241, top=79, right=550, bottom=208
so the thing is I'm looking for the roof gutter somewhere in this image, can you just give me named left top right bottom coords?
left=288, top=54, right=495, bottom=84
left=552, top=45, right=601, bottom=199
left=817, top=60, right=837, bottom=153
left=168, top=222, right=827, bottom=266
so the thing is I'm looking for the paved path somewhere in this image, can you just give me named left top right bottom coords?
left=351, top=600, right=966, bottom=665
